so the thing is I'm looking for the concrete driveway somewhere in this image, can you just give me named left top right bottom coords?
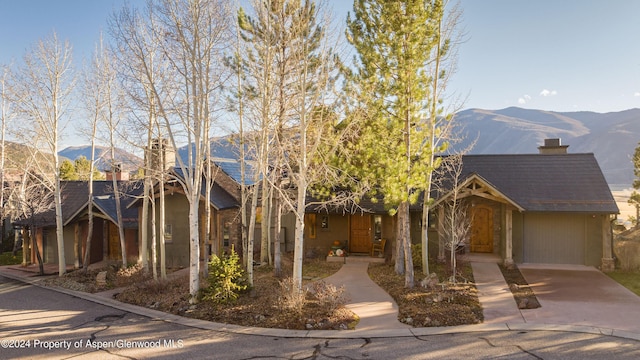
left=519, top=264, right=640, bottom=332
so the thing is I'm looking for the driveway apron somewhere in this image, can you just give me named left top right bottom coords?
left=519, top=264, right=640, bottom=333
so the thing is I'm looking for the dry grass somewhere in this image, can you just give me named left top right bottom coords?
left=614, top=229, right=640, bottom=271
left=607, top=271, right=640, bottom=296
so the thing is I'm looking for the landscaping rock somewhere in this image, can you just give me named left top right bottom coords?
left=96, top=271, right=108, bottom=287
left=420, top=273, right=439, bottom=289
left=517, top=298, right=529, bottom=309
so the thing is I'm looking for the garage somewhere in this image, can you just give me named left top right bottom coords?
left=523, top=213, right=586, bottom=264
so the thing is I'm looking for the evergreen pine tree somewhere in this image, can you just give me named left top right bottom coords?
left=345, top=0, right=447, bottom=287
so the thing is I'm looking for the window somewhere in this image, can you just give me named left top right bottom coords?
left=321, top=215, right=329, bottom=229
left=374, top=215, right=382, bottom=240
left=307, top=214, right=316, bottom=239
left=223, top=222, right=230, bottom=247
left=164, top=224, right=172, bottom=243
left=256, top=207, right=262, bottom=223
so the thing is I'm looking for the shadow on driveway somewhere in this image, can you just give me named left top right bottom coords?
left=519, top=264, right=640, bottom=332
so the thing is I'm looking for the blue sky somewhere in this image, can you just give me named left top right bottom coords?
left=1, top=0, right=639, bottom=137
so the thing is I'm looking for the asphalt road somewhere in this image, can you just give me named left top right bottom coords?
left=1, top=275, right=639, bottom=359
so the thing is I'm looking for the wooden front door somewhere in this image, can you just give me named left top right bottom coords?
left=350, top=215, right=371, bottom=253
left=470, top=205, right=493, bottom=253
left=108, top=222, right=120, bottom=260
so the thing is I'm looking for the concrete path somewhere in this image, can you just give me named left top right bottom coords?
left=323, top=261, right=411, bottom=331
left=471, top=262, right=524, bottom=324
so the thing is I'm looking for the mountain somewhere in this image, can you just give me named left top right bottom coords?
left=171, top=107, right=640, bottom=187
left=452, top=107, right=640, bottom=187
left=2, top=141, right=56, bottom=180
left=58, top=146, right=143, bottom=172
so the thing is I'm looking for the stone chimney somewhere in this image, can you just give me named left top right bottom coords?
left=147, top=138, right=175, bottom=173
left=538, top=138, right=568, bottom=154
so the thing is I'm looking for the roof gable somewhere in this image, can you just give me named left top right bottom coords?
left=441, top=153, right=619, bottom=213
left=433, top=173, right=525, bottom=211
left=170, top=167, right=240, bottom=210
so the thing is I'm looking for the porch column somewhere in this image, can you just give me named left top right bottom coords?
left=437, top=206, right=445, bottom=262
left=503, top=209, right=514, bottom=267
left=74, top=223, right=81, bottom=269
left=601, top=215, right=615, bottom=272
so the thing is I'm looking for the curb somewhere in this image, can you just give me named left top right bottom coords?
left=2, top=269, right=640, bottom=341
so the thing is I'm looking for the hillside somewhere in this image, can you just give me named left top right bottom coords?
left=58, top=146, right=143, bottom=172
left=452, top=107, right=640, bottom=186
left=57, top=107, right=640, bottom=187
left=1, top=141, right=56, bottom=179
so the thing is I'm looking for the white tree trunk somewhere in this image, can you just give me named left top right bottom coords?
left=159, top=173, right=166, bottom=279
left=140, top=143, right=151, bottom=272
left=150, top=190, right=157, bottom=280
left=395, top=208, right=405, bottom=275
left=82, top=139, right=96, bottom=273
left=421, top=201, right=430, bottom=275
left=260, top=177, right=270, bottom=264
left=246, top=182, right=259, bottom=287
left=400, top=202, right=414, bottom=288
left=54, top=175, right=65, bottom=275
left=292, top=182, right=306, bottom=291
left=273, top=190, right=282, bottom=277
left=188, top=191, right=200, bottom=301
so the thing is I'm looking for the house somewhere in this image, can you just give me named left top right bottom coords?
left=303, top=139, right=619, bottom=270
left=16, top=180, right=142, bottom=267
left=136, top=161, right=243, bottom=268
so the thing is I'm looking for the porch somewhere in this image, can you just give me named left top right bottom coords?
left=326, top=254, right=386, bottom=264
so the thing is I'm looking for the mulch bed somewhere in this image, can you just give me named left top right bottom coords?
left=498, top=264, right=541, bottom=309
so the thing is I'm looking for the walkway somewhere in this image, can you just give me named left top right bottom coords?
left=471, top=262, right=524, bottom=324
left=323, top=259, right=411, bottom=331
left=3, top=259, right=640, bottom=341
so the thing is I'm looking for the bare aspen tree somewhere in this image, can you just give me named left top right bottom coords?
left=239, top=0, right=340, bottom=291
left=227, top=31, right=251, bottom=277
left=435, top=153, right=472, bottom=283
left=80, top=37, right=107, bottom=272
left=0, top=67, right=12, bottom=249
left=11, top=32, right=75, bottom=276
left=112, top=0, right=232, bottom=300
left=110, top=4, right=167, bottom=278
left=234, top=0, right=276, bottom=284
left=13, top=171, right=55, bottom=275
left=420, top=1, right=464, bottom=275
left=100, top=50, right=128, bottom=269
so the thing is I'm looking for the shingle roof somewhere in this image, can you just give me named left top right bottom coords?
left=308, top=153, right=619, bottom=215
left=93, top=195, right=139, bottom=229
left=171, top=167, right=240, bottom=210
left=213, top=159, right=257, bottom=186
left=16, top=180, right=143, bottom=227
left=439, top=153, right=619, bottom=213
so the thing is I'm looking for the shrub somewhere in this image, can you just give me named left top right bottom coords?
left=278, top=277, right=307, bottom=315
left=115, top=263, right=148, bottom=287
left=309, top=281, right=349, bottom=313
left=615, top=240, right=640, bottom=271
left=204, top=249, right=247, bottom=304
